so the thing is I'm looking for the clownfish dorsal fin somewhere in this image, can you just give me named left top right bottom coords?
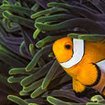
left=60, top=38, right=85, bottom=69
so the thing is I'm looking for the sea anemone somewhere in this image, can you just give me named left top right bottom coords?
left=0, top=0, right=105, bottom=105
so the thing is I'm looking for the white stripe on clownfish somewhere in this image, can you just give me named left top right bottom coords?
left=96, top=60, right=105, bottom=73
left=92, top=60, right=105, bottom=94
left=60, top=39, right=84, bottom=69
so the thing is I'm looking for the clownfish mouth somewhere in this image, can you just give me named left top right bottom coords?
left=60, top=38, right=84, bottom=69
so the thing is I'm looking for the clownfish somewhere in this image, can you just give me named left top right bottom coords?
left=53, top=37, right=105, bottom=95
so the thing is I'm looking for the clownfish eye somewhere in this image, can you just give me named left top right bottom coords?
left=65, top=44, right=71, bottom=49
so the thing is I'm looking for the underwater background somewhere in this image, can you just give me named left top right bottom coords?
left=0, top=0, right=105, bottom=105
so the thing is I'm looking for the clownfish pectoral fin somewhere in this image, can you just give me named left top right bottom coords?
left=73, top=79, right=86, bottom=93
left=77, top=63, right=100, bottom=86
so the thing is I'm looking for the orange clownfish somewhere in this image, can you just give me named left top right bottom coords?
left=53, top=37, right=105, bottom=95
